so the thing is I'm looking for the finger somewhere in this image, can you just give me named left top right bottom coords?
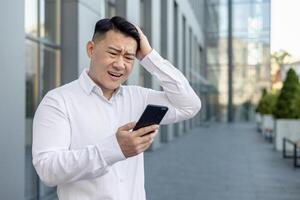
left=138, top=132, right=156, bottom=144
left=134, top=124, right=159, bottom=137
left=119, top=122, right=136, bottom=131
left=133, top=24, right=143, bottom=35
left=137, top=139, right=153, bottom=153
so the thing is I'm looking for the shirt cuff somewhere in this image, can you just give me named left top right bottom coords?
left=140, top=49, right=164, bottom=74
left=96, top=134, right=126, bottom=166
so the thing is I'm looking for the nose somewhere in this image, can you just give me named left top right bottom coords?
left=113, top=56, right=126, bottom=70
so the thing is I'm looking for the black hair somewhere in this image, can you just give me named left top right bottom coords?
left=92, top=16, right=140, bottom=50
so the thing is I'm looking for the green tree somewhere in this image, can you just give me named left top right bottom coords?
left=273, top=68, right=300, bottom=118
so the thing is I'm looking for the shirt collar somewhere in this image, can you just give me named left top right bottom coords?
left=79, top=68, right=123, bottom=96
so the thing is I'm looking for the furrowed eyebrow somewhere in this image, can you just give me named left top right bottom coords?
left=125, top=52, right=135, bottom=57
left=108, top=46, right=122, bottom=52
left=108, top=46, right=135, bottom=56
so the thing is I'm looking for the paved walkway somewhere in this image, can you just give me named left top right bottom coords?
left=144, top=123, right=300, bottom=200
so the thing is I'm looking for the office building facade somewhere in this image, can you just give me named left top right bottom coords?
left=205, top=0, right=271, bottom=122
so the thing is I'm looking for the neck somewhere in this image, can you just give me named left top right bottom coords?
left=87, top=70, right=114, bottom=100
left=103, top=90, right=114, bottom=100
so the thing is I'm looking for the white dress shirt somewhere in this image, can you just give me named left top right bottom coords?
left=32, top=49, right=201, bottom=200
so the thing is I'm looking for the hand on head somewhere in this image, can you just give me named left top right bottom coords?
left=134, top=25, right=152, bottom=60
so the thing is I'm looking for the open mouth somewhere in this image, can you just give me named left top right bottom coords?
left=108, top=71, right=123, bottom=78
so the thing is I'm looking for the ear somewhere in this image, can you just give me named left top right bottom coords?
left=86, top=41, right=95, bottom=58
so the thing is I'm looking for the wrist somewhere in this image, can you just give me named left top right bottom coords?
left=139, top=47, right=152, bottom=60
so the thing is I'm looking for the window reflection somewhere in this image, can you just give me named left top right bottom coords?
left=42, top=46, right=61, bottom=96
left=106, top=0, right=116, bottom=18
left=206, top=0, right=270, bottom=121
left=25, top=40, right=39, bottom=200
left=40, top=0, right=61, bottom=44
left=25, top=0, right=38, bottom=36
left=25, top=0, right=61, bottom=199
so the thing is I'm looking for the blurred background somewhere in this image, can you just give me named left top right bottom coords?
left=1, top=0, right=300, bottom=199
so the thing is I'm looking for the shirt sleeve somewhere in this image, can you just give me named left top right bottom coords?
left=32, top=91, right=125, bottom=187
left=140, top=49, right=201, bottom=124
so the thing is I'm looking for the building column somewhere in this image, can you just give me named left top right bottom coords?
left=0, top=1, right=25, bottom=199
left=62, top=0, right=105, bottom=83
left=228, top=0, right=234, bottom=122
left=160, top=0, right=175, bottom=143
left=184, top=22, right=191, bottom=133
left=126, top=0, right=141, bottom=86
left=176, top=7, right=185, bottom=137
left=143, top=0, right=162, bottom=150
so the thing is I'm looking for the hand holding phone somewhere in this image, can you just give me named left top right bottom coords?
left=116, top=121, right=158, bottom=158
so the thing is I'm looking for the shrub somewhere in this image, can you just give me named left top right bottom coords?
left=256, top=90, right=279, bottom=115
left=273, top=68, right=300, bottom=119
left=255, top=88, right=267, bottom=113
left=291, top=88, right=300, bottom=118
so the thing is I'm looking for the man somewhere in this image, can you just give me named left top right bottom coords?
left=32, top=16, right=201, bottom=200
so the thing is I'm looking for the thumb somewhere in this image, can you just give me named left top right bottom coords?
left=119, top=122, right=136, bottom=131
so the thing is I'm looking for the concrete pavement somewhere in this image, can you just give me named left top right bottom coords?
left=144, top=123, right=300, bottom=200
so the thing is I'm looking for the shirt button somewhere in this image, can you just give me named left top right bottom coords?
left=120, top=178, right=123, bottom=182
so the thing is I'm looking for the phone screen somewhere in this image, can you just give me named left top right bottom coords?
left=132, top=104, right=169, bottom=132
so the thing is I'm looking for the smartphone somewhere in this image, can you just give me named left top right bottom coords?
left=132, top=104, right=169, bottom=134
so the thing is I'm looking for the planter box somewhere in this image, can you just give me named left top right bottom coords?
left=261, top=114, right=274, bottom=139
left=275, top=119, right=300, bottom=151
left=255, top=113, right=262, bottom=132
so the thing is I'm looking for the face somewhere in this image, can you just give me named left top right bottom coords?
left=86, top=30, right=137, bottom=98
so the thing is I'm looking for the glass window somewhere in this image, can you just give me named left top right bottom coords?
left=173, top=1, right=178, bottom=67
left=42, top=46, right=61, bottom=96
left=160, top=0, right=167, bottom=59
left=25, top=40, right=39, bottom=200
left=140, top=0, right=145, bottom=29
left=25, top=0, right=61, bottom=199
left=261, top=2, right=271, bottom=32
left=25, top=0, right=38, bottom=36
left=182, top=16, right=186, bottom=132
left=233, top=3, right=251, bottom=32
left=182, top=16, right=186, bottom=75
left=25, top=41, right=39, bottom=119
left=218, top=5, right=228, bottom=34
left=40, top=0, right=61, bottom=44
left=189, top=27, right=192, bottom=69
left=106, top=0, right=116, bottom=18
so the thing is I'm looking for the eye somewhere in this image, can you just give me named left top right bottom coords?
left=125, top=56, right=135, bottom=61
left=107, top=51, right=117, bottom=56
left=126, top=57, right=134, bottom=61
